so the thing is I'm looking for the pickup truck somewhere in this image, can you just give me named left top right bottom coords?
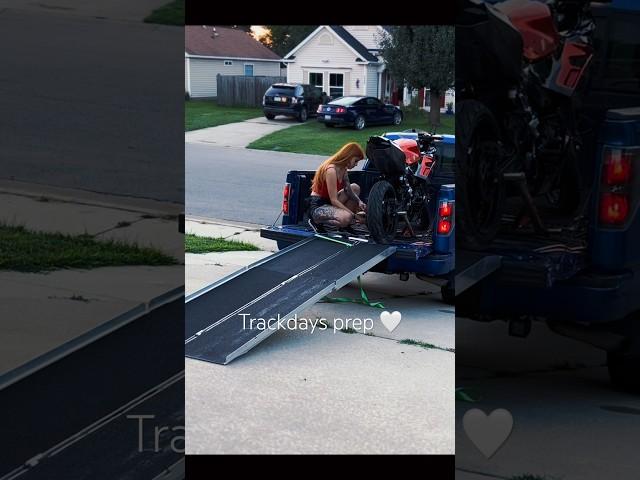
left=260, top=132, right=456, bottom=300
left=457, top=0, right=640, bottom=391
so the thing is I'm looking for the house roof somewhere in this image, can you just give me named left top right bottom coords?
left=284, top=26, right=382, bottom=63
left=328, top=26, right=379, bottom=62
left=185, top=25, right=281, bottom=60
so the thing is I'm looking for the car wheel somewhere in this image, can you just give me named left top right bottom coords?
left=324, top=123, right=335, bottom=128
left=393, top=112, right=402, bottom=125
left=297, top=108, right=308, bottom=122
left=264, top=113, right=275, bottom=120
left=354, top=115, right=366, bottom=130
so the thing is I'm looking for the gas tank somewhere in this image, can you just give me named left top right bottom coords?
left=495, top=0, right=560, bottom=62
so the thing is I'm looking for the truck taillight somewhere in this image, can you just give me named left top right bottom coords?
left=603, top=149, right=633, bottom=185
left=439, top=201, right=452, bottom=217
left=282, top=183, right=291, bottom=215
left=437, top=219, right=452, bottom=234
left=599, top=192, right=629, bottom=225
left=599, top=147, right=637, bottom=226
left=437, top=200, right=454, bottom=235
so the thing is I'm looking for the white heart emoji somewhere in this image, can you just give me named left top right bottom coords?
left=380, top=310, right=401, bottom=332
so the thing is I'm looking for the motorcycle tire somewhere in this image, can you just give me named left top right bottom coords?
left=457, top=100, right=505, bottom=249
left=367, top=180, right=399, bottom=244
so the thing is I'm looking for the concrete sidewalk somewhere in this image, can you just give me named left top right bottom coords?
left=0, top=183, right=183, bottom=379
left=185, top=215, right=455, bottom=454
left=185, top=117, right=302, bottom=148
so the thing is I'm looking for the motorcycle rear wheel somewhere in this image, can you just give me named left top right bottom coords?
left=367, top=180, right=399, bottom=244
left=457, top=100, right=505, bottom=249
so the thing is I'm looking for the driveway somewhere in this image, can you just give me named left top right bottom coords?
left=185, top=219, right=455, bottom=454
left=185, top=117, right=303, bottom=148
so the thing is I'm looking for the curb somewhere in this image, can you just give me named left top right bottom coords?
left=0, top=179, right=183, bottom=217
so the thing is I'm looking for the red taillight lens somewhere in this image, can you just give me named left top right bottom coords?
left=282, top=183, right=291, bottom=215
left=336, top=107, right=346, bottom=114
left=437, top=200, right=453, bottom=235
left=439, top=201, right=452, bottom=217
left=437, top=220, right=452, bottom=234
left=599, top=192, right=629, bottom=225
left=603, top=149, right=633, bottom=185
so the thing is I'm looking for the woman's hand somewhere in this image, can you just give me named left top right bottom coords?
left=358, top=200, right=367, bottom=212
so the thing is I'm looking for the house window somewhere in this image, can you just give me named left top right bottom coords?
left=329, top=73, right=344, bottom=98
left=244, top=64, right=254, bottom=76
left=224, top=60, right=233, bottom=66
left=309, top=72, right=323, bottom=91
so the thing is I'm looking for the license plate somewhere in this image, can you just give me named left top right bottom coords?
left=274, top=96, right=282, bottom=102
left=324, top=115, right=331, bottom=120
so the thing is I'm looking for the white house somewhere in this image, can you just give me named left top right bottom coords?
left=185, top=25, right=284, bottom=98
left=283, top=26, right=404, bottom=104
left=285, top=25, right=455, bottom=112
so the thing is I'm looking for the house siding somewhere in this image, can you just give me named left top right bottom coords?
left=288, top=26, right=369, bottom=97
left=366, top=65, right=379, bottom=98
left=188, top=58, right=281, bottom=98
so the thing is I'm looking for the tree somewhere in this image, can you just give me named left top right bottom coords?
left=380, top=26, right=454, bottom=128
left=262, top=26, right=318, bottom=57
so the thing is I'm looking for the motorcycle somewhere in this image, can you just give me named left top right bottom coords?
left=456, top=0, right=596, bottom=247
left=365, top=131, right=442, bottom=244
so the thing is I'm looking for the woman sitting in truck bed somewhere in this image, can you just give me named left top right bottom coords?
left=308, top=142, right=367, bottom=231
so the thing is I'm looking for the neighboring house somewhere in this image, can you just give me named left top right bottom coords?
left=284, top=25, right=404, bottom=104
left=185, top=25, right=284, bottom=98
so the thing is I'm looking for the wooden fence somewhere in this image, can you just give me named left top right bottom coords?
left=216, top=75, right=286, bottom=107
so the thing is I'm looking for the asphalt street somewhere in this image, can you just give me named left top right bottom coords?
left=0, top=5, right=184, bottom=204
left=186, top=142, right=328, bottom=225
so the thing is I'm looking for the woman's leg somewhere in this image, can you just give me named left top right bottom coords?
left=312, top=205, right=352, bottom=229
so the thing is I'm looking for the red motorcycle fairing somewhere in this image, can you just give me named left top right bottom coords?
left=495, top=0, right=560, bottom=63
left=394, top=138, right=434, bottom=177
left=544, top=40, right=593, bottom=96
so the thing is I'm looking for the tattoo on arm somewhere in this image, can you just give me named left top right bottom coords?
left=343, top=173, right=359, bottom=202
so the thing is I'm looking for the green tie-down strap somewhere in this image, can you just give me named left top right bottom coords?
left=455, top=387, right=477, bottom=403
left=320, top=276, right=386, bottom=309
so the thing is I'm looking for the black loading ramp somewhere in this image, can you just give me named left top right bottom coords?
left=455, top=249, right=503, bottom=296
left=185, top=236, right=396, bottom=365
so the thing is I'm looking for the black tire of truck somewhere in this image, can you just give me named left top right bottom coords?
left=607, top=350, right=640, bottom=392
left=367, top=180, right=399, bottom=244
left=441, top=282, right=455, bottom=305
left=457, top=99, right=505, bottom=249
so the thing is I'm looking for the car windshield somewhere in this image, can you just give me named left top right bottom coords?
left=328, top=97, right=362, bottom=106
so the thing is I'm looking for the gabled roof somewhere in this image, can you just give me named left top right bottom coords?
left=329, top=26, right=379, bottom=62
left=284, top=26, right=381, bottom=63
left=185, top=25, right=281, bottom=60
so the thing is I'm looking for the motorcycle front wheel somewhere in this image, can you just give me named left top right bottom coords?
left=367, top=180, right=399, bottom=244
left=457, top=100, right=505, bottom=249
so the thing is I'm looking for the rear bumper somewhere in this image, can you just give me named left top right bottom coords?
left=260, top=226, right=453, bottom=277
left=264, top=106, right=302, bottom=117
left=462, top=264, right=638, bottom=324
left=316, top=115, right=352, bottom=126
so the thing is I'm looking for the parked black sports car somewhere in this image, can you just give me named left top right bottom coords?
left=317, top=96, right=403, bottom=130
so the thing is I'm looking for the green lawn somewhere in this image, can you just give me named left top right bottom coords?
left=247, top=110, right=455, bottom=156
left=185, top=234, right=260, bottom=254
left=144, top=0, right=184, bottom=26
left=0, top=225, right=177, bottom=273
left=185, top=101, right=263, bottom=131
